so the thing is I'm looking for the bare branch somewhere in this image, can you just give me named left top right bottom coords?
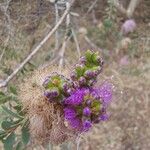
left=86, top=0, right=98, bottom=14
left=113, top=0, right=140, bottom=18
left=0, top=0, right=75, bottom=88
left=55, top=2, right=59, bottom=49
left=84, top=35, right=102, bottom=52
left=127, top=0, right=140, bottom=18
left=71, top=28, right=81, bottom=57
left=113, top=0, right=127, bottom=16
left=59, top=2, right=71, bottom=70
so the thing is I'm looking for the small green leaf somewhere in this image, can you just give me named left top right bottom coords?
left=2, top=105, right=23, bottom=119
left=22, top=126, right=30, bottom=145
left=0, top=92, right=9, bottom=104
left=103, top=19, right=112, bottom=28
left=3, top=132, right=15, bottom=150
left=0, top=91, right=5, bottom=96
left=85, top=50, right=92, bottom=63
left=1, top=120, right=13, bottom=130
left=9, top=86, right=17, bottom=95
left=1, top=120, right=21, bottom=130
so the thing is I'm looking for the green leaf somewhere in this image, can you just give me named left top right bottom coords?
left=9, top=86, right=17, bottom=95
left=0, top=91, right=5, bottom=96
left=22, top=126, right=30, bottom=145
left=1, top=120, right=22, bottom=130
left=2, top=105, right=23, bottom=119
left=1, top=120, right=13, bottom=130
left=0, top=92, right=9, bottom=104
left=0, top=130, right=7, bottom=140
left=85, top=50, right=92, bottom=63
left=16, top=141, right=23, bottom=150
left=103, top=19, right=112, bottom=29
left=3, top=132, right=15, bottom=150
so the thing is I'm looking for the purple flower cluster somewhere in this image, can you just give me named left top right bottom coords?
left=63, top=84, right=112, bottom=132
left=43, top=50, right=113, bottom=133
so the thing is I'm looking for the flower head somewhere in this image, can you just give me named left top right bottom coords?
left=121, top=19, right=136, bottom=34
left=63, top=87, right=110, bottom=132
left=83, top=107, right=91, bottom=116
left=96, top=82, right=113, bottom=105
left=64, top=88, right=89, bottom=105
left=83, top=120, right=92, bottom=131
left=64, top=108, right=77, bottom=120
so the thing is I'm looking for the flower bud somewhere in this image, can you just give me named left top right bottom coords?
left=79, top=77, right=86, bottom=85
left=83, top=120, right=92, bottom=131
left=62, top=83, right=69, bottom=91
left=83, top=107, right=91, bottom=116
left=70, top=72, right=77, bottom=80
left=44, top=90, right=51, bottom=98
left=52, top=90, right=59, bottom=97
left=84, top=70, right=95, bottom=78
left=79, top=56, right=86, bottom=64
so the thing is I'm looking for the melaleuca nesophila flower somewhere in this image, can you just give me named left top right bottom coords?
left=19, top=50, right=114, bottom=146
left=63, top=84, right=113, bottom=132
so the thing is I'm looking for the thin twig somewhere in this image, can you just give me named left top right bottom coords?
left=84, top=35, right=102, bottom=52
left=71, top=28, right=81, bottom=57
left=59, top=2, right=71, bottom=70
left=55, top=2, right=59, bottom=49
left=0, top=0, right=74, bottom=88
left=58, top=36, right=68, bottom=70
left=86, top=0, right=98, bottom=14
left=113, top=0, right=127, bottom=16
left=0, top=48, right=5, bottom=62
left=76, top=136, right=81, bottom=150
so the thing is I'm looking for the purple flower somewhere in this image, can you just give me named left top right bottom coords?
left=121, top=19, right=136, bottom=34
left=64, top=88, right=89, bottom=105
left=64, top=108, right=76, bottom=120
left=83, top=120, right=92, bottom=131
left=99, top=114, right=109, bottom=121
left=69, top=118, right=82, bottom=130
left=83, top=107, right=91, bottom=116
left=97, top=82, right=113, bottom=105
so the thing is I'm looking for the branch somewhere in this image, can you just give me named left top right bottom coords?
left=86, top=0, right=98, bottom=14
left=84, top=35, right=102, bottom=52
left=0, top=0, right=74, bottom=88
left=59, top=2, right=71, bottom=70
left=113, top=0, right=140, bottom=18
left=55, top=2, right=59, bottom=49
left=113, top=0, right=127, bottom=16
left=71, top=28, right=81, bottom=57
left=127, top=0, right=140, bottom=18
